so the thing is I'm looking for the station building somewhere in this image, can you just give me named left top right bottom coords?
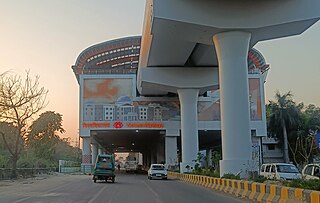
left=72, top=36, right=269, bottom=172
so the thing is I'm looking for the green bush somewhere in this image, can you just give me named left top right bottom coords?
left=252, top=175, right=267, bottom=183
left=284, top=179, right=320, bottom=191
left=208, top=170, right=220, bottom=178
left=191, top=168, right=220, bottom=177
left=17, top=153, right=57, bottom=168
left=0, top=155, right=9, bottom=167
left=222, top=173, right=241, bottom=180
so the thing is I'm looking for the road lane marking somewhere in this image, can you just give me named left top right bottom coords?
left=142, top=180, right=162, bottom=203
left=87, top=185, right=106, bottom=203
left=12, top=196, right=32, bottom=203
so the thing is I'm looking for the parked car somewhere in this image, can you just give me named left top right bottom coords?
left=148, top=164, right=167, bottom=180
left=260, top=163, right=301, bottom=181
left=302, top=163, right=320, bottom=180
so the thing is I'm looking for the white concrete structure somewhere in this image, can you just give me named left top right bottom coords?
left=165, top=129, right=179, bottom=167
left=178, top=89, right=200, bottom=171
left=81, top=137, right=92, bottom=173
left=213, top=31, right=254, bottom=176
left=73, top=35, right=272, bottom=175
left=138, top=0, right=320, bottom=177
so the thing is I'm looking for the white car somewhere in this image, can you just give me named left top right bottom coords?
left=260, top=163, right=301, bottom=181
left=148, top=164, right=167, bottom=180
left=302, top=163, right=320, bottom=180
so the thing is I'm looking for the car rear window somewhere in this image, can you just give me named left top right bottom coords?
left=152, top=165, right=165, bottom=170
left=98, top=157, right=112, bottom=163
left=276, top=164, right=299, bottom=173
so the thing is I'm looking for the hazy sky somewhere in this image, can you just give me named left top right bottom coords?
left=1, top=1, right=319, bottom=142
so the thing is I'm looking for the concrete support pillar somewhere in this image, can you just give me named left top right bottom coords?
left=151, top=150, right=156, bottom=164
left=177, top=88, right=199, bottom=173
left=91, top=143, right=98, bottom=165
left=81, top=137, right=92, bottom=173
left=98, top=147, right=103, bottom=155
left=142, top=152, right=146, bottom=168
left=213, top=31, right=253, bottom=178
left=206, top=149, right=213, bottom=167
left=165, top=132, right=178, bottom=169
left=156, top=140, right=165, bottom=164
left=146, top=152, right=151, bottom=167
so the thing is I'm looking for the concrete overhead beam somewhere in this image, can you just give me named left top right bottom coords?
left=138, top=67, right=219, bottom=95
left=138, top=0, right=320, bottom=95
left=149, top=0, right=320, bottom=45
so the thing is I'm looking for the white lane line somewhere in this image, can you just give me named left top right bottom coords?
left=87, top=186, right=106, bottom=203
left=142, top=180, right=162, bottom=203
left=11, top=196, right=32, bottom=203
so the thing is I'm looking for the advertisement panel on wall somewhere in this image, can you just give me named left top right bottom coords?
left=84, top=78, right=133, bottom=104
left=249, top=78, right=262, bottom=120
left=198, top=78, right=262, bottom=121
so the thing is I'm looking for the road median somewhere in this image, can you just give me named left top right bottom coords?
left=168, top=171, right=320, bottom=203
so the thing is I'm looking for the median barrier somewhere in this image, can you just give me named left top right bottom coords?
left=207, top=177, right=211, bottom=187
left=168, top=171, right=320, bottom=203
left=228, top=179, right=237, bottom=195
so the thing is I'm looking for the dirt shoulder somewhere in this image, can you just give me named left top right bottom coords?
left=0, top=173, right=87, bottom=188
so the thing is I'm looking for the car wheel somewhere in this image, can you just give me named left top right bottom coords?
left=93, top=179, right=96, bottom=183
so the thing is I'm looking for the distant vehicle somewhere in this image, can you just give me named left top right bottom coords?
left=302, top=163, right=320, bottom=180
left=260, top=163, right=301, bottom=181
left=124, top=153, right=142, bottom=173
left=148, top=164, right=167, bottom=180
left=92, top=154, right=115, bottom=183
left=124, top=160, right=138, bottom=173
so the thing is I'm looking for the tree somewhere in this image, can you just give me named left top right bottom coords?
left=288, top=104, right=320, bottom=167
left=211, top=150, right=221, bottom=171
left=267, top=91, right=301, bottom=163
left=55, top=138, right=81, bottom=163
left=28, top=111, right=64, bottom=162
left=0, top=71, right=48, bottom=178
left=0, top=122, right=18, bottom=168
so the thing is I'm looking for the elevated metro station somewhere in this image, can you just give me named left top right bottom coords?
left=73, top=0, right=319, bottom=177
left=72, top=36, right=269, bottom=174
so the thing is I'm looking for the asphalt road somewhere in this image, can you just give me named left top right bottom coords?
left=0, top=173, right=252, bottom=203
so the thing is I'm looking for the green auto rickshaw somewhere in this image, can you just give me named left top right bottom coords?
left=92, top=154, right=116, bottom=183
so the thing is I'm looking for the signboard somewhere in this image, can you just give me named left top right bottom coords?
left=82, top=121, right=164, bottom=129
left=316, top=132, right=320, bottom=149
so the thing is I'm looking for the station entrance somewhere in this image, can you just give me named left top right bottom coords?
left=89, top=129, right=222, bottom=171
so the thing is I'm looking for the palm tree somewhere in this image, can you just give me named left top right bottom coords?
left=267, top=91, right=301, bottom=163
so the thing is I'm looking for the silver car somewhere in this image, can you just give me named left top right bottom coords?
left=260, top=163, right=301, bottom=180
left=148, top=164, right=167, bottom=180
left=302, top=163, right=320, bottom=180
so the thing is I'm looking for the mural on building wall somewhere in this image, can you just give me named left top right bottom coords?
left=249, top=78, right=262, bottom=120
left=84, top=78, right=133, bottom=103
left=83, top=78, right=181, bottom=122
left=198, top=78, right=262, bottom=121
left=133, top=101, right=180, bottom=121
left=82, top=78, right=262, bottom=122
left=198, top=89, right=221, bottom=121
